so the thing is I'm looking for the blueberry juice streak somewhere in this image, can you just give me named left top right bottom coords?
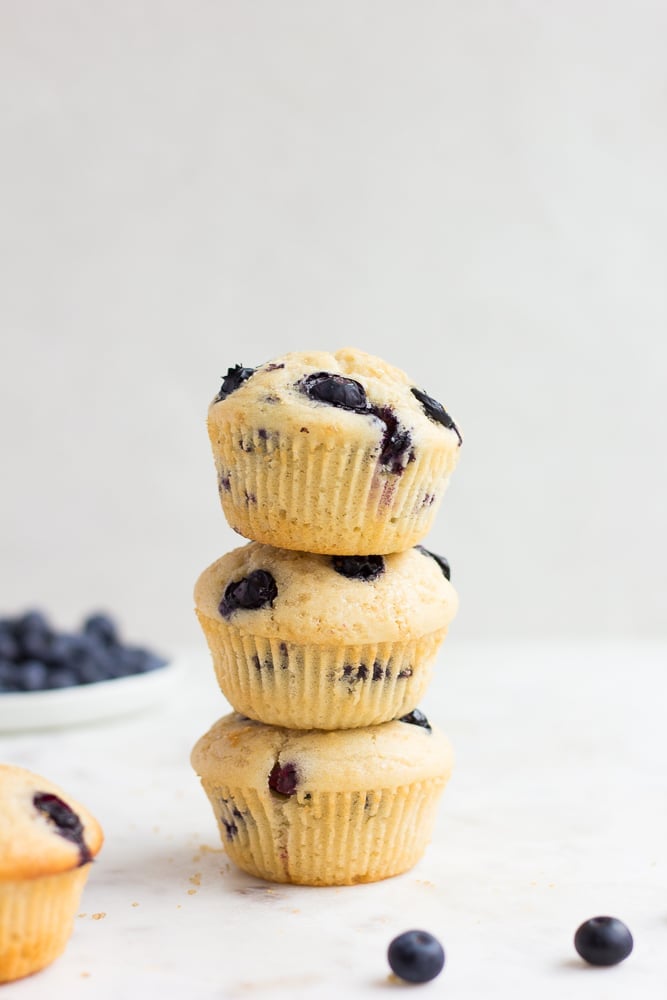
left=300, top=371, right=413, bottom=474
left=33, top=792, right=92, bottom=865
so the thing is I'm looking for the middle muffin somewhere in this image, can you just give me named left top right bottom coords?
left=195, top=541, right=458, bottom=730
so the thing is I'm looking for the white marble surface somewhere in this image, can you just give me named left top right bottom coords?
left=1, top=640, right=666, bottom=999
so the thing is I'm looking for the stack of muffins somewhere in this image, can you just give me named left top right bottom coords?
left=191, top=348, right=462, bottom=885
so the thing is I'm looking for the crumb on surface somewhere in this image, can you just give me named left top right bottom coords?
left=78, top=913, right=87, bottom=919
left=80, top=972, right=90, bottom=979
left=131, top=902, right=139, bottom=907
left=187, top=889, right=197, bottom=895
left=92, top=913, right=106, bottom=921
left=199, top=844, right=223, bottom=855
left=189, top=874, right=202, bottom=886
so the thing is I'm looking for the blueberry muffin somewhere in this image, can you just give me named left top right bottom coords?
left=195, top=541, right=458, bottom=730
left=0, top=765, right=103, bottom=983
left=191, top=710, right=453, bottom=885
left=207, top=348, right=462, bottom=555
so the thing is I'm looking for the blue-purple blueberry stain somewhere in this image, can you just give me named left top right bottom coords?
left=332, top=555, right=385, bottom=582
left=300, top=371, right=414, bottom=474
left=215, top=364, right=256, bottom=402
left=411, top=386, right=462, bottom=445
left=33, top=792, right=91, bottom=865
left=219, top=571, right=278, bottom=618
left=373, top=406, right=415, bottom=473
left=268, top=762, right=299, bottom=797
left=399, top=708, right=432, bottom=732
left=415, top=545, right=451, bottom=581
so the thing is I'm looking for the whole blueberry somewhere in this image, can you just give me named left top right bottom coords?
left=398, top=709, right=432, bottom=732
left=17, top=660, right=49, bottom=692
left=411, top=387, right=462, bottom=445
left=215, top=364, right=256, bottom=402
left=33, top=791, right=91, bottom=865
left=83, top=613, right=119, bottom=646
left=574, top=916, right=633, bottom=966
left=387, top=930, right=445, bottom=984
left=19, top=629, right=53, bottom=661
left=45, top=667, right=80, bottom=689
left=47, top=633, right=79, bottom=668
left=0, top=629, right=19, bottom=661
left=331, top=555, right=385, bottom=582
left=0, top=660, right=20, bottom=691
left=268, top=762, right=299, bottom=797
left=15, top=611, right=53, bottom=660
left=15, top=610, right=50, bottom=635
left=219, top=570, right=278, bottom=618
left=415, top=545, right=451, bottom=581
left=300, top=372, right=368, bottom=412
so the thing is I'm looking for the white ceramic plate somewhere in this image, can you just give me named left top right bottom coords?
left=0, top=659, right=184, bottom=732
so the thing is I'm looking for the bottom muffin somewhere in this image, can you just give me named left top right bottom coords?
left=191, top=711, right=453, bottom=886
left=0, top=764, right=103, bottom=983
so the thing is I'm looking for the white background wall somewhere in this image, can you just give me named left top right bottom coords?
left=1, top=1, right=665, bottom=654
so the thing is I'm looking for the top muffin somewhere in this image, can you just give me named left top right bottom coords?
left=207, top=348, right=462, bottom=555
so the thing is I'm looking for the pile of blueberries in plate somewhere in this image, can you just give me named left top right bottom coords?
left=0, top=610, right=168, bottom=693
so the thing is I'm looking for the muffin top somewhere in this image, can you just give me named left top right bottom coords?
left=191, top=711, right=453, bottom=795
left=0, top=764, right=103, bottom=880
left=207, top=347, right=462, bottom=475
left=195, top=541, right=458, bottom=643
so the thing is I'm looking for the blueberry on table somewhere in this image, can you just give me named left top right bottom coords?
left=219, top=570, right=278, bottom=617
left=215, top=364, right=256, bottom=402
left=331, top=555, right=385, bottom=582
left=300, top=372, right=368, bottom=412
left=411, top=387, right=462, bottom=445
left=387, top=930, right=445, bottom=983
left=574, top=916, right=633, bottom=966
